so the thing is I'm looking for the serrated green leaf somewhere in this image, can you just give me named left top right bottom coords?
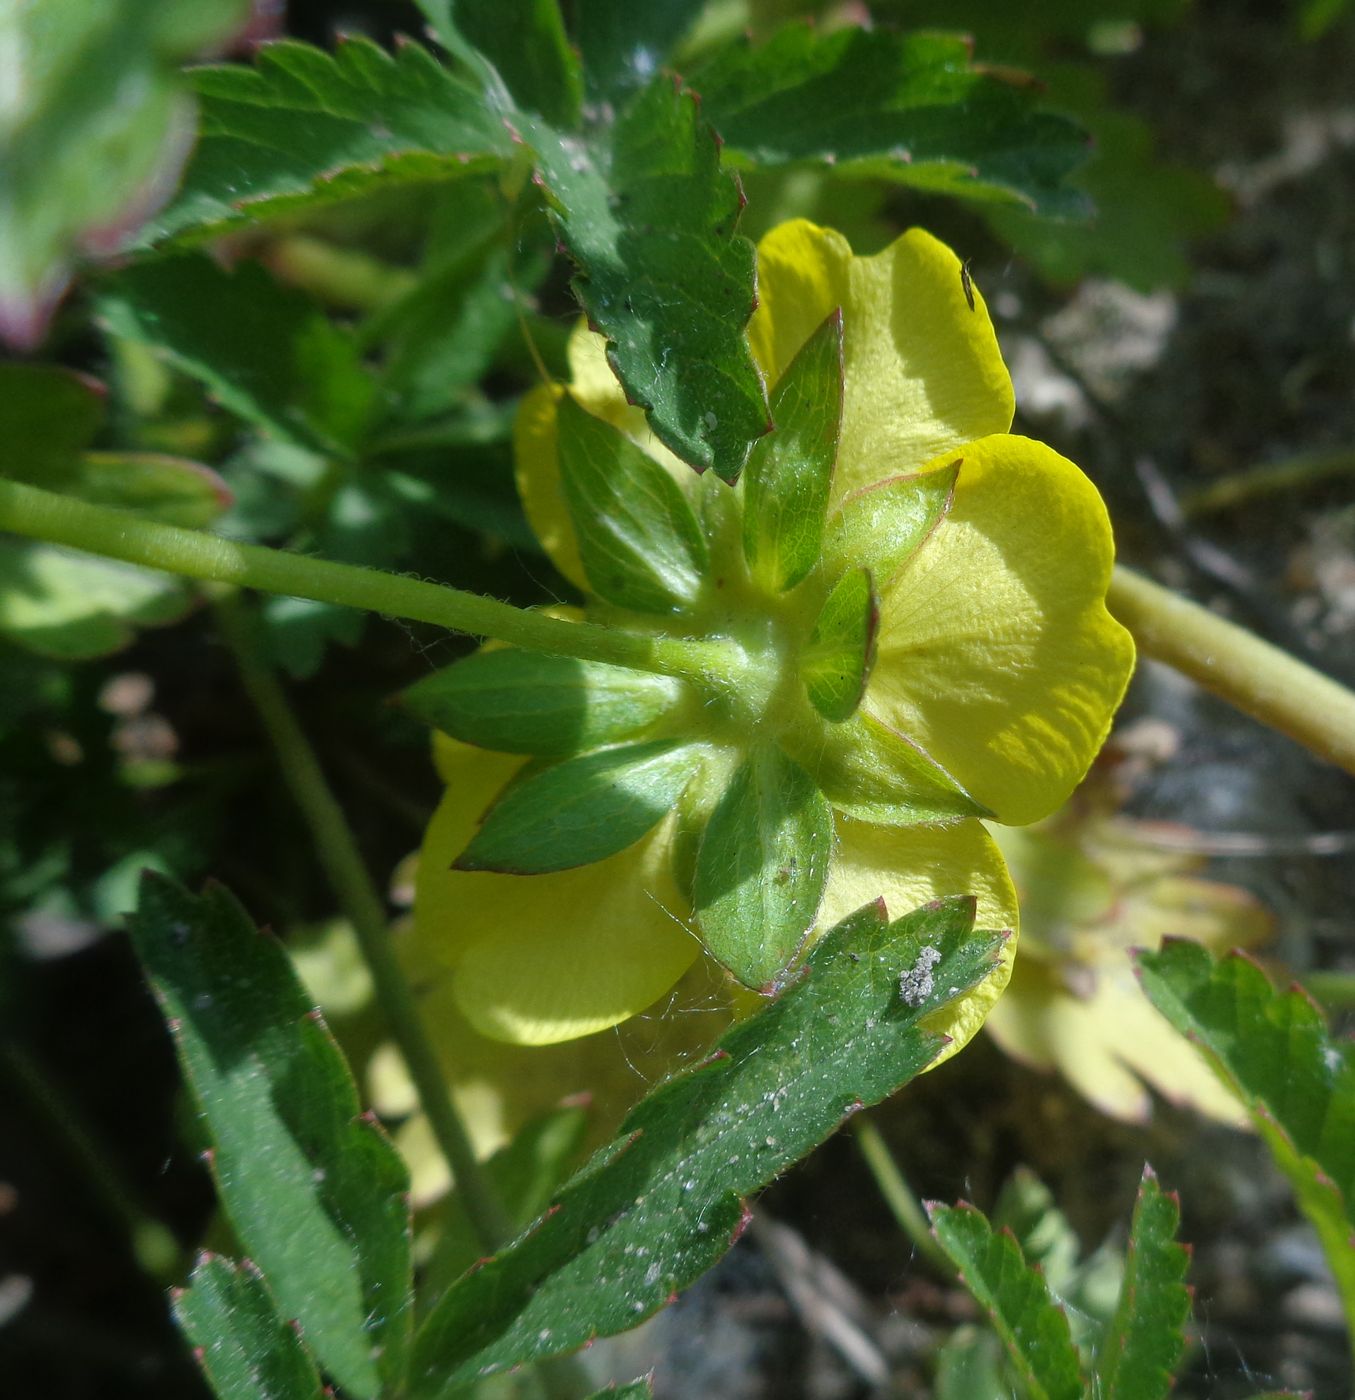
left=558, top=396, right=710, bottom=612
left=528, top=76, right=769, bottom=479
left=127, top=874, right=411, bottom=1399
left=990, top=1167, right=1125, bottom=1352
left=929, top=1203, right=1087, bottom=1400
left=695, top=28, right=1091, bottom=218
left=0, top=540, right=193, bottom=660
left=788, top=709, right=989, bottom=826
left=1137, top=941, right=1355, bottom=1337
left=693, top=744, right=833, bottom=990
left=173, top=1254, right=324, bottom=1400
left=1096, top=1167, right=1190, bottom=1400
left=742, top=308, right=842, bottom=593
left=404, top=647, right=680, bottom=756
left=373, top=227, right=525, bottom=426
left=985, top=66, right=1228, bottom=292
left=574, top=0, right=705, bottom=100
left=145, top=34, right=766, bottom=477
left=410, top=898, right=1005, bottom=1393
left=823, top=460, right=959, bottom=592
left=435, top=0, right=582, bottom=126
left=0, top=0, right=252, bottom=347
left=145, top=37, right=513, bottom=247
left=99, top=255, right=375, bottom=459
left=802, top=567, right=879, bottom=724
left=455, top=739, right=702, bottom=874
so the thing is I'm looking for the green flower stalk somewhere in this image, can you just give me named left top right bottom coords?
left=405, top=220, right=1136, bottom=1050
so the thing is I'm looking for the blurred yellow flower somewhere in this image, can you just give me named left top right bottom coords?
left=985, top=760, right=1272, bottom=1124
left=409, top=220, right=1135, bottom=1056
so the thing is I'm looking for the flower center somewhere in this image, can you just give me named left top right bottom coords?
left=652, top=475, right=831, bottom=756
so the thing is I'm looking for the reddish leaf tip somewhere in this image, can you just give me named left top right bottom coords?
left=730, top=1202, right=754, bottom=1245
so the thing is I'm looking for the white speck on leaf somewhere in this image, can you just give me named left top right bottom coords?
left=899, top=946, right=942, bottom=1007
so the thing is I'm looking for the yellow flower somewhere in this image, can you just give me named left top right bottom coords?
left=984, top=763, right=1272, bottom=1124
left=409, top=220, right=1135, bottom=1053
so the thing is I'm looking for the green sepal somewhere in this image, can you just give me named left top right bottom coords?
left=742, top=308, right=843, bottom=592
left=823, top=460, right=959, bottom=591
left=454, top=739, right=701, bottom=874
left=403, top=647, right=680, bottom=756
left=557, top=396, right=709, bottom=614
left=669, top=746, right=738, bottom=903
left=802, top=566, right=878, bottom=723
left=786, top=709, right=990, bottom=826
left=692, top=743, right=833, bottom=990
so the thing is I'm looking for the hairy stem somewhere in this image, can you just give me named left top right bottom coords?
left=1180, top=446, right=1355, bottom=517
left=215, top=595, right=514, bottom=1252
left=1108, top=564, right=1355, bottom=779
left=0, top=478, right=739, bottom=689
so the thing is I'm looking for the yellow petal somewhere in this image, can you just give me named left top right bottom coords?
left=750, top=220, right=1014, bottom=502
left=1119, top=874, right=1274, bottom=955
left=989, top=823, right=1116, bottom=959
left=820, top=816, right=1018, bottom=1064
left=869, top=435, right=1135, bottom=826
left=984, top=960, right=1153, bottom=1122
left=567, top=320, right=632, bottom=419
left=412, top=737, right=699, bottom=1045
left=1108, top=978, right=1249, bottom=1126
left=513, top=382, right=587, bottom=590
left=378, top=954, right=733, bottom=1204
left=747, top=221, right=853, bottom=396
left=985, top=958, right=1249, bottom=1127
